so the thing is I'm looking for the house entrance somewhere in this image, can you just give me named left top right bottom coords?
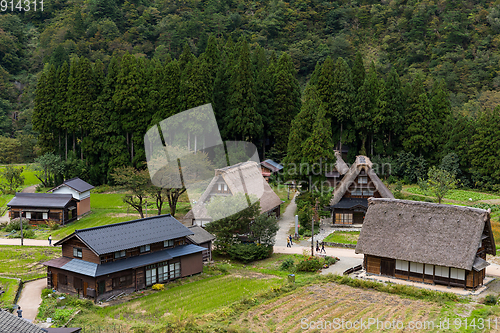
left=380, top=258, right=395, bottom=276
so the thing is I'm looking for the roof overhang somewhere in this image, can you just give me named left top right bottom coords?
left=472, top=256, right=490, bottom=271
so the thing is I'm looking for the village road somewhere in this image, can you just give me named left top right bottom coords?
left=17, top=278, right=47, bottom=322
left=274, top=191, right=298, bottom=247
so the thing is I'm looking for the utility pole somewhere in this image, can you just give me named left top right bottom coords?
left=311, top=216, right=314, bottom=256
left=20, top=209, right=23, bottom=246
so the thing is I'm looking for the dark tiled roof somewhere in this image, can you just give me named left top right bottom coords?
left=0, top=310, right=48, bottom=333
left=42, top=257, right=72, bottom=268
left=261, top=159, right=283, bottom=172
left=7, top=193, right=75, bottom=209
left=187, top=226, right=215, bottom=244
left=45, top=329, right=81, bottom=333
left=331, top=198, right=368, bottom=210
left=59, top=215, right=194, bottom=255
left=44, top=245, right=204, bottom=277
left=62, top=178, right=94, bottom=193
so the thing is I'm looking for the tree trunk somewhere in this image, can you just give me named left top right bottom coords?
left=339, top=122, right=343, bottom=153
left=65, top=129, right=68, bottom=160
left=73, top=132, right=76, bottom=153
left=131, top=135, right=134, bottom=162
left=371, top=133, right=374, bottom=156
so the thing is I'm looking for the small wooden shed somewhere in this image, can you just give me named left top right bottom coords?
left=356, top=198, right=496, bottom=289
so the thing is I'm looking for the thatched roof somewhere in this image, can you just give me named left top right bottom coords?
left=329, top=155, right=393, bottom=206
left=325, top=151, right=349, bottom=177
left=355, top=198, right=496, bottom=271
left=184, top=161, right=283, bottom=222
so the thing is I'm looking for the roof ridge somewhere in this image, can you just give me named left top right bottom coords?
left=64, top=177, right=81, bottom=183
left=369, top=197, right=489, bottom=214
left=76, top=214, right=173, bottom=233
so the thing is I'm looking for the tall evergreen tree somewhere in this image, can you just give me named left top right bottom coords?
left=351, top=51, right=365, bottom=92
left=272, top=52, right=301, bottom=156
left=331, top=57, right=354, bottom=150
left=33, top=65, right=58, bottom=153
left=55, top=62, right=69, bottom=157
left=226, top=39, right=262, bottom=141
left=403, top=93, right=434, bottom=156
left=355, top=62, right=379, bottom=156
left=178, top=42, right=195, bottom=71
left=151, top=59, right=180, bottom=125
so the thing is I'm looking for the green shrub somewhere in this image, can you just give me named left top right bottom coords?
left=324, top=256, right=337, bottom=266
left=280, top=258, right=295, bottom=271
left=227, top=243, right=272, bottom=263
left=296, top=257, right=322, bottom=272
left=8, top=229, right=35, bottom=238
left=5, top=219, right=29, bottom=232
left=485, top=295, right=497, bottom=305
left=41, top=288, right=52, bottom=298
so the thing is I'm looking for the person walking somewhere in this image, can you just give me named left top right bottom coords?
left=17, top=306, right=22, bottom=318
left=48, top=235, right=52, bottom=246
left=321, top=241, right=326, bottom=254
left=289, top=235, right=293, bottom=245
left=286, top=238, right=291, bottom=248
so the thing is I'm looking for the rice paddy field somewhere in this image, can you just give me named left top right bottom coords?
left=0, top=245, right=60, bottom=281
left=0, top=276, right=20, bottom=309
left=406, top=187, right=500, bottom=202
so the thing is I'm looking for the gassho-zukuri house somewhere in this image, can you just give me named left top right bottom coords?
left=356, top=198, right=496, bottom=289
left=43, top=215, right=207, bottom=301
left=328, top=155, right=394, bottom=225
left=184, top=161, right=283, bottom=227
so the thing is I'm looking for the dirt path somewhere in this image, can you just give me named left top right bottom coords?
left=0, top=238, right=53, bottom=246
left=17, top=278, right=47, bottom=322
left=22, top=185, right=38, bottom=193
left=274, top=192, right=298, bottom=247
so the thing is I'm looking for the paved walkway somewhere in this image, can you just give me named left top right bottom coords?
left=0, top=238, right=52, bottom=246
left=275, top=192, right=298, bottom=247
left=17, top=278, right=47, bottom=322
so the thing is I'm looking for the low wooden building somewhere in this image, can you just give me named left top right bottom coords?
left=187, top=225, right=215, bottom=262
left=356, top=198, right=496, bottom=289
left=43, top=215, right=205, bottom=301
left=49, top=177, right=94, bottom=217
left=184, top=161, right=283, bottom=227
left=260, top=159, right=283, bottom=182
left=328, top=156, right=393, bottom=225
left=7, top=193, right=78, bottom=225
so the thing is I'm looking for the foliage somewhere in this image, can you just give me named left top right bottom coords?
left=426, top=167, right=458, bottom=204
left=280, top=258, right=295, bottom=271
left=8, top=229, right=36, bottom=239
left=152, top=284, right=165, bottom=291
left=484, top=295, right=497, bottom=305
left=227, top=243, right=272, bottom=263
left=296, top=257, right=322, bottom=272
left=4, top=218, right=30, bottom=232
left=323, top=231, right=360, bottom=245
left=111, top=166, right=150, bottom=218
left=249, top=213, right=279, bottom=247
left=0, top=245, right=60, bottom=281
left=0, top=165, right=24, bottom=194
left=33, top=153, right=65, bottom=187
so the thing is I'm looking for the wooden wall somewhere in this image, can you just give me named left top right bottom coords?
left=77, top=197, right=91, bottom=216
left=365, top=255, right=381, bottom=275
left=62, top=238, right=100, bottom=264
left=49, top=267, right=96, bottom=297
left=180, top=252, right=203, bottom=277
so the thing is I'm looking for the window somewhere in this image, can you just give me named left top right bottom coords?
left=435, top=266, right=449, bottom=277
left=164, top=240, right=174, bottom=248
left=174, top=239, right=185, bottom=246
left=59, top=274, right=67, bottom=285
left=335, top=213, right=353, bottom=224
left=224, top=184, right=227, bottom=191
left=100, top=254, right=113, bottom=264
left=358, top=176, right=368, bottom=184
left=114, top=250, right=126, bottom=259
left=140, top=245, right=150, bottom=253
left=395, top=260, right=408, bottom=271
left=26, top=212, right=31, bottom=219
left=450, top=268, right=465, bottom=280
left=158, top=266, right=169, bottom=282
left=43, top=213, right=48, bottom=220
left=362, top=189, right=374, bottom=196
left=146, top=268, right=157, bottom=286
left=351, top=188, right=362, bottom=196
left=424, top=264, right=434, bottom=275
left=169, top=262, right=181, bottom=279
left=73, top=248, right=83, bottom=258
left=410, top=262, right=423, bottom=273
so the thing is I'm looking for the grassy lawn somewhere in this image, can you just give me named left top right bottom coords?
left=0, top=276, right=20, bottom=309
left=406, top=187, right=500, bottom=202
left=272, top=184, right=295, bottom=213
left=0, top=245, right=60, bottom=281
left=323, top=231, right=360, bottom=245
left=0, top=164, right=40, bottom=187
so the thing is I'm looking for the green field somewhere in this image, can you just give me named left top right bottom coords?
left=0, top=277, right=20, bottom=309
left=0, top=245, right=60, bottom=281
left=0, top=164, right=40, bottom=187
left=406, top=187, right=500, bottom=202
left=323, top=231, right=360, bottom=245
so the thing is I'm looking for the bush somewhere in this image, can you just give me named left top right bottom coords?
left=280, top=258, right=295, bottom=271
left=324, top=256, right=337, bottom=266
left=485, top=295, right=497, bottom=305
left=5, top=218, right=29, bottom=232
left=8, top=229, right=35, bottom=238
left=296, top=257, right=322, bottom=272
left=152, top=284, right=165, bottom=291
left=41, top=288, right=53, bottom=298
left=227, top=243, right=272, bottom=263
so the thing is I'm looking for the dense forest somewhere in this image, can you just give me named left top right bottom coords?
left=1, top=0, right=500, bottom=189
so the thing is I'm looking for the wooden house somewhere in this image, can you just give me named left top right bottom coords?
left=260, top=159, right=283, bottom=182
left=356, top=198, right=496, bottom=289
left=324, top=150, right=350, bottom=187
left=0, top=309, right=82, bottom=332
left=43, top=215, right=205, bottom=301
left=328, top=155, right=393, bottom=225
left=187, top=225, right=215, bottom=262
left=184, top=161, right=283, bottom=227
left=7, top=193, right=78, bottom=225
left=48, top=178, right=94, bottom=217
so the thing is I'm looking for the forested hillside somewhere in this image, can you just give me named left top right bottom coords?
left=1, top=0, right=500, bottom=188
